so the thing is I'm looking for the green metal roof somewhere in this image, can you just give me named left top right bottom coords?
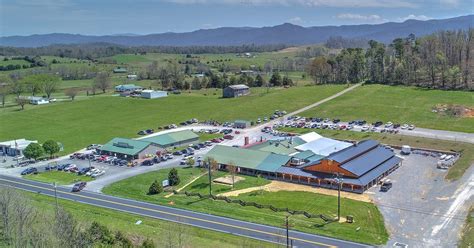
left=292, top=150, right=316, bottom=160
left=142, top=130, right=198, bottom=147
left=206, top=145, right=290, bottom=173
left=247, top=139, right=305, bottom=155
left=100, top=138, right=151, bottom=156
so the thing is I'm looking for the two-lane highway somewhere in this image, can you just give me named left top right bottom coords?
left=0, top=175, right=369, bottom=248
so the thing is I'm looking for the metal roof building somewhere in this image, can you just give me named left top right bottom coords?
left=141, top=130, right=199, bottom=148
left=0, top=139, right=38, bottom=157
left=223, top=84, right=250, bottom=98
left=206, top=145, right=291, bottom=173
left=295, top=137, right=353, bottom=156
left=99, top=138, right=157, bottom=160
left=247, top=138, right=305, bottom=155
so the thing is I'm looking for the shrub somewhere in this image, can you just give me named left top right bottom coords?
left=168, top=168, right=180, bottom=186
left=148, top=180, right=163, bottom=195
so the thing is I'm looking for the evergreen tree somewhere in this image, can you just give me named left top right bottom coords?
left=168, top=168, right=180, bottom=186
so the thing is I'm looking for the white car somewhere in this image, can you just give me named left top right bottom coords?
left=408, top=125, right=415, bottom=130
left=385, top=122, right=393, bottom=128
left=401, top=124, right=409, bottom=129
left=91, top=170, right=105, bottom=178
left=86, top=168, right=100, bottom=176
left=361, top=125, right=369, bottom=132
left=347, top=124, right=353, bottom=130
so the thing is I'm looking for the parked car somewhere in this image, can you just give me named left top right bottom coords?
left=141, top=160, right=154, bottom=166
left=91, top=170, right=105, bottom=178
left=223, top=134, right=234, bottom=140
left=21, top=167, right=37, bottom=175
left=137, top=130, right=147, bottom=135
left=361, top=125, right=370, bottom=132
left=45, top=164, right=58, bottom=171
left=72, top=182, right=87, bottom=192
left=408, top=124, right=415, bottom=130
left=78, top=167, right=92, bottom=175
left=87, top=144, right=102, bottom=150
left=372, top=121, right=383, bottom=127
left=385, top=122, right=393, bottom=128
left=57, top=164, right=69, bottom=171
left=332, top=119, right=340, bottom=123
left=401, top=124, right=409, bottom=129
left=86, top=168, right=100, bottom=176
left=64, top=164, right=77, bottom=172
left=380, top=182, right=392, bottom=192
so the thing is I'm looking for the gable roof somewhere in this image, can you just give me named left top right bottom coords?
left=326, top=140, right=379, bottom=164
left=298, top=132, right=323, bottom=143
left=205, top=145, right=290, bottom=173
left=247, top=139, right=305, bottom=155
left=142, top=130, right=198, bottom=146
left=100, top=138, right=151, bottom=156
left=227, top=84, right=249, bottom=90
left=340, top=146, right=395, bottom=177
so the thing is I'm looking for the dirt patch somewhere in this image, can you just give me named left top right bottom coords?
left=275, top=46, right=302, bottom=53
left=213, top=175, right=244, bottom=185
left=218, top=180, right=372, bottom=202
left=432, top=104, right=474, bottom=118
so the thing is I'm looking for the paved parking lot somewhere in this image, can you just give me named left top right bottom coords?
left=368, top=151, right=473, bottom=247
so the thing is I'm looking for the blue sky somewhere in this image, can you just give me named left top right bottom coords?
left=0, top=0, right=472, bottom=36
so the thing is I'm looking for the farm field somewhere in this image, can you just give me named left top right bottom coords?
left=0, top=85, right=345, bottom=154
left=25, top=192, right=275, bottom=248
left=24, top=170, right=94, bottom=185
left=103, top=167, right=388, bottom=245
left=279, top=127, right=474, bottom=181
left=301, top=84, right=474, bottom=133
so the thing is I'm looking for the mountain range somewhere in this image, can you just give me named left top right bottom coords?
left=1, top=15, right=472, bottom=47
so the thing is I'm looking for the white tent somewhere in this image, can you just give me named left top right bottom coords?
left=295, top=137, right=352, bottom=156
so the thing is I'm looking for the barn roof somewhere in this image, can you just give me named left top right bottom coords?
left=227, top=84, right=249, bottom=90
left=326, top=140, right=379, bottom=164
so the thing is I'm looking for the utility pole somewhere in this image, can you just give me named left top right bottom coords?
left=53, top=182, right=58, bottom=215
left=207, top=160, right=212, bottom=196
left=285, top=215, right=289, bottom=248
left=335, top=173, right=343, bottom=221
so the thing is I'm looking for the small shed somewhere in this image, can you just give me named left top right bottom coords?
left=223, top=84, right=250, bottom=98
left=234, top=120, right=251, bottom=129
left=0, top=139, right=38, bottom=156
left=141, top=90, right=167, bottom=99
left=29, top=97, right=49, bottom=105
left=127, top=74, right=138, bottom=80
left=115, top=84, right=143, bottom=92
left=113, top=67, right=128, bottom=73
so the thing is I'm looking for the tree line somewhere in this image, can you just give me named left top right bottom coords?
left=307, top=29, right=473, bottom=90
left=0, top=43, right=288, bottom=60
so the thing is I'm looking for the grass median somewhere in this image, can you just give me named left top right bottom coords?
left=24, top=170, right=94, bottom=185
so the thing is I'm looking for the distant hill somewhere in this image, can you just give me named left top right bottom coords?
left=1, top=15, right=472, bottom=47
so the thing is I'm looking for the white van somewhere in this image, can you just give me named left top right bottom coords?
left=401, top=145, right=411, bottom=155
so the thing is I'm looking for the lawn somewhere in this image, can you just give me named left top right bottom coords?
left=300, top=84, right=474, bottom=133
left=0, top=85, right=345, bottom=154
left=25, top=192, right=276, bottom=248
left=279, top=127, right=474, bottom=181
left=104, top=167, right=388, bottom=245
left=198, top=132, right=224, bottom=142
left=24, top=170, right=94, bottom=185
left=181, top=170, right=271, bottom=195
left=459, top=206, right=474, bottom=248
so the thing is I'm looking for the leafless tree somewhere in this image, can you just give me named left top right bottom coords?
left=16, top=96, right=29, bottom=110
left=65, top=87, right=79, bottom=101
left=93, top=72, right=111, bottom=93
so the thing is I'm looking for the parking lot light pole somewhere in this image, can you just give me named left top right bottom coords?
left=207, top=161, right=212, bottom=196
left=285, top=215, right=289, bottom=248
left=334, top=173, right=343, bottom=221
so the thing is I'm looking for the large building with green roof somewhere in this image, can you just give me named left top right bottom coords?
left=141, top=130, right=199, bottom=148
left=205, top=145, right=291, bottom=175
left=99, top=137, right=158, bottom=160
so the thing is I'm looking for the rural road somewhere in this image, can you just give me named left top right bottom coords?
left=0, top=176, right=370, bottom=248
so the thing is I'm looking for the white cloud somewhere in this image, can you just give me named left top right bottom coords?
left=396, top=14, right=431, bottom=22
left=336, top=13, right=388, bottom=23
left=164, top=0, right=418, bottom=8
left=288, top=16, right=304, bottom=24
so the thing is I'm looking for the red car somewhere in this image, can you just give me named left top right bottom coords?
left=211, top=138, right=221, bottom=143
left=224, top=135, right=234, bottom=140
left=235, top=131, right=241, bottom=134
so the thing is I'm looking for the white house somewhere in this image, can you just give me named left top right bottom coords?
left=29, top=97, right=49, bottom=105
left=141, top=90, right=168, bottom=99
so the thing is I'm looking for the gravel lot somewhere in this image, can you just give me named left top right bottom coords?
left=368, top=151, right=473, bottom=247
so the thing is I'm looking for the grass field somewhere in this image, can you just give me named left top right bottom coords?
left=301, top=84, right=474, bottom=133
left=459, top=206, right=474, bottom=248
left=26, top=192, right=276, bottom=248
left=24, top=170, right=94, bottom=185
left=103, top=167, right=388, bottom=245
left=279, top=127, right=474, bottom=181
left=0, top=85, right=345, bottom=154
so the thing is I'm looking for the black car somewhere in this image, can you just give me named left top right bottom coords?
left=348, top=120, right=356, bottom=125
left=141, top=160, right=153, bottom=166
left=146, top=129, right=154, bottom=134
left=380, top=182, right=392, bottom=192
left=21, top=167, right=37, bottom=175
left=393, top=123, right=401, bottom=129
left=57, top=164, right=70, bottom=171
left=78, top=167, right=92, bottom=175
left=72, top=182, right=87, bottom=192
left=192, top=145, right=200, bottom=150
left=173, top=151, right=183, bottom=156
left=45, top=164, right=57, bottom=171
left=333, top=119, right=341, bottom=123
left=137, top=130, right=147, bottom=135
left=373, top=121, right=383, bottom=127
left=152, top=157, right=161, bottom=163
left=118, top=160, right=128, bottom=166
left=198, top=143, right=206, bottom=149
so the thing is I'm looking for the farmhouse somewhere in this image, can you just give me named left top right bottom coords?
left=0, top=139, right=39, bottom=156
left=29, top=97, right=49, bottom=105
left=223, top=84, right=250, bottom=98
left=141, top=130, right=199, bottom=148
left=205, top=132, right=402, bottom=193
left=99, top=138, right=158, bottom=160
left=141, top=90, right=167, bottom=99
left=115, top=84, right=143, bottom=92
